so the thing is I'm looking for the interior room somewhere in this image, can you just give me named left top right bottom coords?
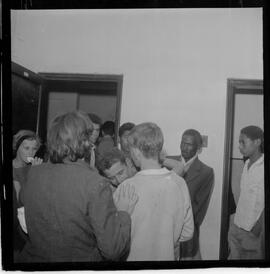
left=10, top=8, right=263, bottom=261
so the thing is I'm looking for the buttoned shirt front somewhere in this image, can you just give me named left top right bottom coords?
left=234, top=154, right=264, bottom=231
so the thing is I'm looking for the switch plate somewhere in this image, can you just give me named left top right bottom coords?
left=202, top=135, right=208, bottom=147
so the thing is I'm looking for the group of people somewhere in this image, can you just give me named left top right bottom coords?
left=12, top=110, right=264, bottom=262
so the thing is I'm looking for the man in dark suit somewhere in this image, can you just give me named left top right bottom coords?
left=164, top=129, right=214, bottom=260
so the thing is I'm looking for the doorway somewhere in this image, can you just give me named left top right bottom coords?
left=219, top=79, right=263, bottom=260
left=11, top=62, right=123, bottom=158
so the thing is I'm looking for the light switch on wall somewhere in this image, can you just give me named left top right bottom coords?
left=202, top=135, right=208, bottom=148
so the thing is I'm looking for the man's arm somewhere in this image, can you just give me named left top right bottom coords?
left=88, top=178, right=131, bottom=261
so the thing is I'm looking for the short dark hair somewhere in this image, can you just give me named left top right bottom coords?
left=48, top=111, right=93, bottom=163
left=128, top=122, right=163, bottom=159
left=182, top=129, right=203, bottom=149
left=101, top=121, right=115, bottom=136
left=88, top=113, right=102, bottom=125
left=97, top=147, right=126, bottom=171
left=119, top=122, right=135, bottom=137
left=241, top=125, right=264, bottom=153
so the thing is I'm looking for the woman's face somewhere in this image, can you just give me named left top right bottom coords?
left=120, top=130, right=131, bottom=154
left=16, top=139, right=39, bottom=165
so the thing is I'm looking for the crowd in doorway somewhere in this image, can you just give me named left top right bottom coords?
left=12, top=110, right=264, bottom=262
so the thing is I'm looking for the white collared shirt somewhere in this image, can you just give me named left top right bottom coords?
left=234, top=154, right=264, bottom=231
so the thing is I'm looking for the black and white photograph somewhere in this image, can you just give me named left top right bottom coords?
left=1, top=0, right=269, bottom=271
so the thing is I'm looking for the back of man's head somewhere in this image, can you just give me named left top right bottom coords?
left=97, top=147, right=126, bottom=171
left=101, top=121, right=115, bottom=137
left=128, top=122, right=164, bottom=159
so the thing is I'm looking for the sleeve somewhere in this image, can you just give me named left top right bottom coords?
left=193, top=168, right=214, bottom=226
left=179, top=201, right=194, bottom=242
left=88, top=178, right=131, bottom=261
left=179, top=181, right=194, bottom=242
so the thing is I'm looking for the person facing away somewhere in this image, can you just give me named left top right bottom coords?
left=97, top=147, right=137, bottom=192
left=113, top=122, right=194, bottom=261
left=18, top=111, right=138, bottom=262
left=84, top=113, right=102, bottom=169
left=164, top=129, right=214, bottom=260
left=228, top=125, right=264, bottom=259
left=96, top=121, right=115, bottom=157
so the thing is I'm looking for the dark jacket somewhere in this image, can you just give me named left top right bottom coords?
left=167, top=156, right=214, bottom=257
left=19, top=159, right=131, bottom=262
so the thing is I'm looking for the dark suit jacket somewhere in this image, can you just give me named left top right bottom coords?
left=166, top=155, right=214, bottom=257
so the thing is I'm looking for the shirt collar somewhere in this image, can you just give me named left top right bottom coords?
left=182, top=153, right=198, bottom=167
left=245, top=154, right=264, bottom=168
left=137, top=167, right=170, bottom=176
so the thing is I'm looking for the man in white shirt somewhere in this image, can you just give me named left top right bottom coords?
left=228, top=125, right=264, bottom=259
left=113, top=122, right=194, bottom=261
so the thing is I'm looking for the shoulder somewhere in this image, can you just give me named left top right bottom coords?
left=166, top=155, right=182, bottom=161
left=197, top=158, right=214, bottom=175
left=169, top=171, right=189, bottom=192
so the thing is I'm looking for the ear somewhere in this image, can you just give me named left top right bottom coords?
left=254, top=139, right=261, bottom=148
left=197, top=147, right=203, bottom=154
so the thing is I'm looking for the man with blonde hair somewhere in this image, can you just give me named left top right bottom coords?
left=113, top=122, right=194, bottom=261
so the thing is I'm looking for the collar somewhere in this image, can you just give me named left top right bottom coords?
left=245, top=154, right=264, bottom=168
left=137, top=167, right=170, bottom=176
left=182, top=153, right=198, bottom=167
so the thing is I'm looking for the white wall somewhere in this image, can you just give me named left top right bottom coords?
left=11, top=8, right=263, bottom=259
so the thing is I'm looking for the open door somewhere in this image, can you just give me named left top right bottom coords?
left=11, top=62, right=43, bottom=136
left=11, top=62, right=123, bottom=157
left=38, top=73, right=123, bottom=147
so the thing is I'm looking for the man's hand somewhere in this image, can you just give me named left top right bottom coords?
left=29, top=157, right=43, bottom=166
left=163, top=158, right=185, bottom=177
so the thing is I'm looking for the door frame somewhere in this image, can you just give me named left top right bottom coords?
left=11, top=62, right=43, bottom=135
left=38, top=73, right=123, bottom=145
left=219, top=78, right=263, bottom=260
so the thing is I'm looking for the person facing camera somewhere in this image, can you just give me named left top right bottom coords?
left=12, top=129, right=43, bottom=201
left=164, top=129, right=214, bottom=260
left=113, top=122, right=194, bottom=261
left=12, top=129, right=43, bottom=258
left=228, top=125, right=264, bottom=259
left=97, top=147, right=137, bottom=192
left=85, top=113, right=102, bottom=169
left=18, top=111, right=138, bottom=262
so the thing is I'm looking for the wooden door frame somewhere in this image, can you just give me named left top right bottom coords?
left=219, top=78, right=263, bottom=260
left=38, top=73, right=123, bottom=145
